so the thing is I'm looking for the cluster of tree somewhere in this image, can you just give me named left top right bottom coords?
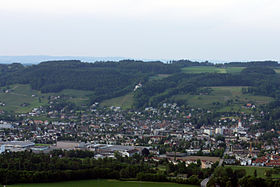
left=241, top=67, right=276, bottom=75
left=208, top=166, right=280, bottom=187
left=196, top=148, right=225, bottom=158
left=170, top=60, right=214, bottom=67
left=0, top=150, right=207, bottom=185
left=208, top=167, right=246, bottom=187
left=225, top=61, right=279, bottom=67
left=249, top=100, right=280, bottom=132
left=166, top=160, right=213, bottom=180
left=170, top=60, right=279, bottom=68
left=239, top=176, right=280, bottom=187
left=0, top=150, right=151, bottom=185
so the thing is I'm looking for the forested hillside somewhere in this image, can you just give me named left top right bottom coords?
left=0, top=60, right=279, bottom=109
left=0, top=60, right=179, bottom=103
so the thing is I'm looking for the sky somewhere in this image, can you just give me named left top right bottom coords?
left=0, top=0, right=280, bottom=62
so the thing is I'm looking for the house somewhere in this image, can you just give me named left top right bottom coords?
left=201, top=160, right=213, bottom=169
left=121, top=149, right=139, bottom=157
left=252, top=157, right=268, bottom=166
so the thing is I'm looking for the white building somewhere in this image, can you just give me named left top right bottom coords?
left=215, top=127, right=223, bottom=135
left=0, top=144, right=5, bottom=153
left=204, top=129, right=214, bottom=136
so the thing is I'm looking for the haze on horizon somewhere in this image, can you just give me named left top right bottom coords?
left=0, top=0, right=279, bottom=62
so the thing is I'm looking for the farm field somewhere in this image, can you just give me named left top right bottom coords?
left=181, top=66, right=245, bottom=74
left=0, top=84, right=94, bottom=113
left=172, top=86, right=273, bottom=111
left=226, top=165, right=280, bottom=178
left=9, top=179, right=198, bottom=187
left=100, top=93, right=134, bottom=110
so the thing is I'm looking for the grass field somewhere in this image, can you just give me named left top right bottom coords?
left=181, top=66, right=245, bottom=74
left=274, top=68, right=280, bottom=74
left=0, top=84, right=274, bottom=113
left=58, top=89, right=93, bottom=106
left=173, top=86, right=273, bottom=111
left=100, top=93, right=134, bottom=110
left=0, top=84, right=94, bottom=113
left=149, top=74, right=171, bottom=81
left=0, top=84, right=48, bottom=113
left=9, top=179, right=198, bottom=187
left=226, top=165, right=280, bottom=178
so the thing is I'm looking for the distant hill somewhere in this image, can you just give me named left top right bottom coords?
left=0, top=56, right=127, bottom=64
left=0, top=59, right=279, bottom=109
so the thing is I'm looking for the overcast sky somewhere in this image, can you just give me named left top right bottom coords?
left=0, top=0, right=279, bottom=61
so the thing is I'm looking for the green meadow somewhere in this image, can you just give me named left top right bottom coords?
left=0, top=84, right=94, bottom=113
left=181, top=66, right=245, bottom=74
left=100, top=93, right=134, bottom=110
left=149, top=74, right=172, bottom=81
left=9, top=179, right=198, bottom=187
left=226, top=165, right=280, bottom=178
left=172, top=86, right=273, bottom=111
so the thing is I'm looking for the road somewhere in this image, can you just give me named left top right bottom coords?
left=201, top=177, right=209, bottom=187
left=200, top=147, right=228, bottom=187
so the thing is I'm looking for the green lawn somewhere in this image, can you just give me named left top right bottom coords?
left=172, top=86, right=273, bottom=111
left=226, top=165, right=280, bottom=178
left=100, top=93, right=134, bottom=110
left=9, top=179, right=198, bottom=187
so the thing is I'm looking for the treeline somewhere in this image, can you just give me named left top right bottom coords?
left=170, top=60, right=279, bottom=68
left=0, top=150, right=150, bottom=185
left=0, top=150, right=207, bottom=185
left=225, top=60, right=279, bottom=67
left=208, top=166, right=280, bottom=187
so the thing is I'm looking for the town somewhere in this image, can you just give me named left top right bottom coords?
left=0, top=92, right=279, bottom=171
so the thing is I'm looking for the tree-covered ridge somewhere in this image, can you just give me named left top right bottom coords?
left=0, top=60, right=179, bottom=103
left=241, top=67, right=276, bottom=75
left=134, top=68, right=280, bottom=108
left=0, top=60, right=279, bottom=108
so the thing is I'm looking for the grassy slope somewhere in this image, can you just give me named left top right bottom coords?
left=100, top=93, right=134, bottom=110
left=226, top=165, right=280, bottom=178
left=182, top=66, right=226, bottom=74
left=0, top=78, right=274, bottom=113
left=274, top=68, right=280, bottom=73
left=102, top=86, right=273, bottom=111
left=0, top=84, right=94, bottom=113
left=173, top=86, right=273, bottom=112
left=149, top=74, right=172, bottom=81
left=10, top=179, right=198, bottom=187
left=181, top=66, right=245, bottom=74
left=182, top=66, right=280, bottom=74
